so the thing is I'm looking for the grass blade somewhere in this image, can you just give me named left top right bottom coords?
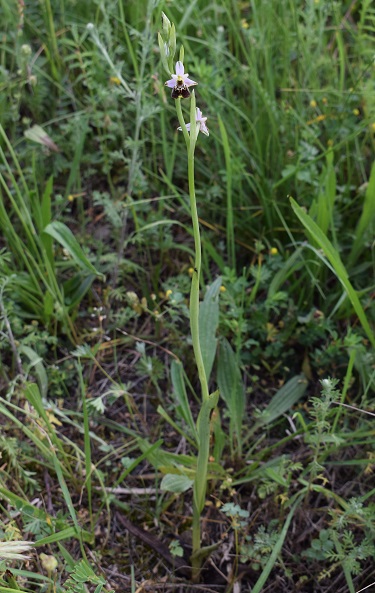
left=290, top=197, right=375, bottom=347
left=43, top=221, right=103, bottom=277
left=348, top=160, right=375, bottom=267
left=251, top=495, right=303, bottom=593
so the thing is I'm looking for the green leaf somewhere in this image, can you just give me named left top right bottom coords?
left=251, top=496, right=303, bottom=593
left=34, top=527, right=92, bottom=546
left=63, top=272, right=96, bottom=309
left=43, top=221, right=103, bottom=278
left=160, top=473, right=194, bottom=493
left=256, top=374, right=308, bottom=426
left=43, top=289, right=54, bottom=318
left=41, top=176, right=53, bottom=229
left=19, top=345, right=48, bottom=398
left=267, top=246, right=304, bottom=298
left=194, top=390, right=220, bottom=512
left=290, top=197, right=375, bottom=348
left=349, top=160, right=375, bottom=267
left=217, top=338, right=245, bottom=452
left=199, top=276, right=221, bottom=382
left=171, top=360, right=197, bottom=439
left=264, top=467, right=288, bottom=487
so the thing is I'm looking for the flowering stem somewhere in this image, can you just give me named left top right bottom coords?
left=175, top=95, right=209, bottom=404
left=175, top=94, right=213, bottom=581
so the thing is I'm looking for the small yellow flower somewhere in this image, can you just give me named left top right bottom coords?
left=165, top=289, right=173, bottom=298
left=188, top=267, right=194, bottom=277
left=316, top=114, right=326, bottom=122
left=67, top=194, right=74, bottom=202
left=353, top=108, right=360, bottom=116
left=219, top=285, right=226, bottom=293
left=322, top=97, right=328, bottom=105
left=240, top=18, right=249, bottom=29
left=371, top=123, right=375, bottom=133
left=310, top=99, right=317, bottom=108
left=327, top=139, right=334, bottom=147
left=110, top=76, right=121, bottom=85
left=270, top=247, right=278, bottom=255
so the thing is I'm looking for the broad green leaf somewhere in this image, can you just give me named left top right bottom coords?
left=199, top=276, right=221, bottom=382
left=43, top=221, right=103, bottom=278
left=160, top=473, right=193, bottom=493
left=217, top=338, right=245, bottom=452
left=255, top=374, right=308, bottom=426
left=290, top=197, right=375, bottom=348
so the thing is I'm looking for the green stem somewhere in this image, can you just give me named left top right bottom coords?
left=175, top=94, right=213, bottom=582
left=175, top=96, right=209, bottom=403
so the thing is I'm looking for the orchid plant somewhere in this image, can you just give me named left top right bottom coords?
left=159, top=13, right=217, bottom=582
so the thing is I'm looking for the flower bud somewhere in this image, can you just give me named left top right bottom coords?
left=158, top=32, right=170, bottom=75
left=169, top=23, right=176, bottom=61
left=161, top=12, right=171, bottom=36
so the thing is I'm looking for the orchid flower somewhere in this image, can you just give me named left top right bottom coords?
left=165, top=61, right=197, bottom=99
left=178, top=107, right=209, bottom=137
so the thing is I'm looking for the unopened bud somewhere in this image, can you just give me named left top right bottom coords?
left=161, top=12, right=171, bottom=36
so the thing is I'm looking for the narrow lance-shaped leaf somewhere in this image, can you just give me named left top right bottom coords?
left=348, top=160, right=375, bottom=267
left=43, top=221, right=103, bottom=278
left=217, top=338, right=245, bottom=453
left=290, top=197, right=375, bottom=348
left=199, top=277, right=221, bottom=382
